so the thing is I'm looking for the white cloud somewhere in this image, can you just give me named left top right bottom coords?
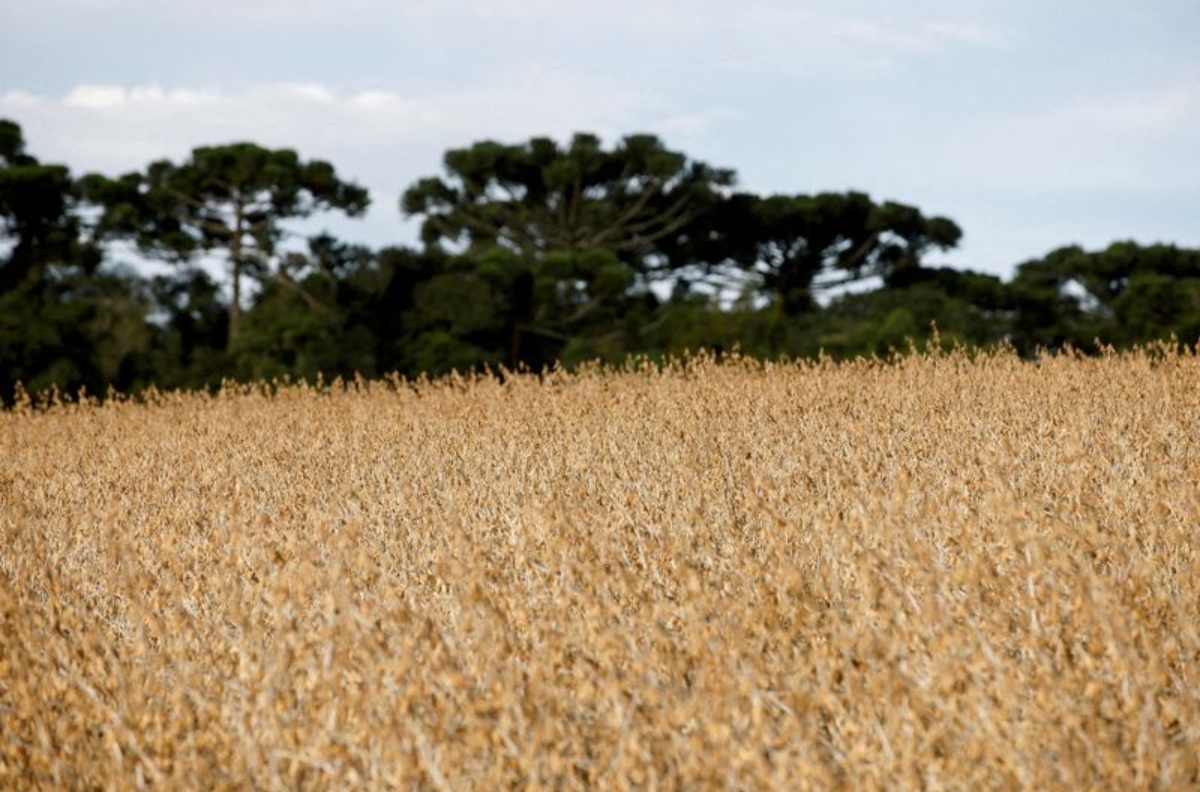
left=61, top=84, right=221, bottom=110
left=63, top=85, right=128, bottom=109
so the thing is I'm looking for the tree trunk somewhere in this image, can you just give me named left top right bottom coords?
left=509, top=324, right=522, bottom=369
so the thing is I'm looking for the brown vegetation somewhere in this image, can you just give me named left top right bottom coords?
left=2, top=347, right=1198, bottom=789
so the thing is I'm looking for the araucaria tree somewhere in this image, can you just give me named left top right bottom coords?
left=81, top=143, right=370, bottom=342
left=401, top=132, right=734, bottom=365
left=691, top=191, right=963, bottom=315
left=402, top=132, right=732, bottom=265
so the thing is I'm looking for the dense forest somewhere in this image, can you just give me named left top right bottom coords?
left=3, top=117, right=1199, bottom=400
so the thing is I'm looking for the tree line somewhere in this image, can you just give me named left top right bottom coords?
left=3, top=117, right=1199, bottom=400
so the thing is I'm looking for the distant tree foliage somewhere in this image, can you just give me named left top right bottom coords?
left=0, top=120, right=146, bottom=398
left=1009, top=241, right=1200, bottom=353
left=79, top=143, right=369, bottom=343
left=2, top=117, right=1198, bottom=402
left=402, top=132, right=732, bottom=265
left=401, top=133, right=734, bottom=367
left=675, top=191, right=962, bottom=315
left=0, top=120, right=98, bottom=293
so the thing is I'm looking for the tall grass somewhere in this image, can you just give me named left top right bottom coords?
left=2, top=347, right=1198, bottom=789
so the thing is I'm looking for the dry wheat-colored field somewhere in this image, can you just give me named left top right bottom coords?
left=2, top=347, right=1198, bottom=790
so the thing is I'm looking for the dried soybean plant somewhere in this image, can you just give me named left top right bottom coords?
left=1, top=346, right=1198, bottom=790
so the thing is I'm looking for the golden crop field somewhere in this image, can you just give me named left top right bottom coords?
left=2, top=346, right=1198, bottom=790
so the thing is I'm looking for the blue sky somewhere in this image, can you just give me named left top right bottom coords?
left=2, top=0, right=1197, bottom=279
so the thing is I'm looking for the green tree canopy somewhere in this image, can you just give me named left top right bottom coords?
left=1010, top=241, right=1200, bottom=352
left=401, top=132, right=733, bottom=274
left=6, top=118, right=1198, bottom=397
left=400, top=133, right=735, bottom=367
left=0, top=119, right=97, bottom=294
left=679, top=191, right=963, bottom=315
left=79, top=142, right=370, bottom=342
left=233, top=234, right=379, bottom=382
left=1, top=119, right=149, bottom=400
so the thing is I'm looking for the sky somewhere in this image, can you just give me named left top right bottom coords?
left=2, top=0, right=1198, bottom=280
